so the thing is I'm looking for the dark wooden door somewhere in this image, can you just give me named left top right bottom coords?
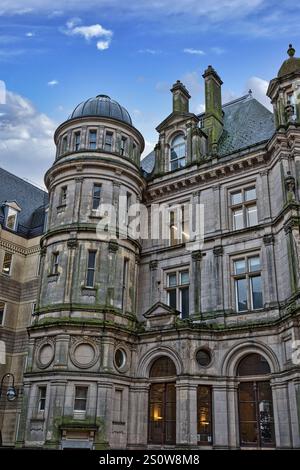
left=148, top=382, right=176, bottom=445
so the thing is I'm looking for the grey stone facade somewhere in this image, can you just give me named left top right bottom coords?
left=1, top=47, right=300, bottom=449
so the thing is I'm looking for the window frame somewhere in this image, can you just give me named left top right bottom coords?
left=120, top=135, right=128, bottom=156
left=169, top=133, right=187, bottom=171
left=37, top=386, right=47, bottom=412
left=232, top=254, right=263, bottom=313
left=74, top=385, right=88, bottom=412
left=86, top=250, right=97, bottom=288
left=104, top=130, right=114, bottom=152
left=61, top=135, right=68, bottom=154
left=74, top=131, right=81, bottom=151
left=92, top=183, right=102, bottom=210
left=2, top=252, right=13, bottom=276
left=229, top=185, right=258, bottom=231
left=169, top=203, right=189, bottom=246
left=197, top=385, right=213, bottom=445
left=51, top=252, right=59, bottom=275
left=5, top=207, right=18, bottom=231
left=165, top=268, right=190, bottom=318
left=59, top=186, right=67, bottom=206
left=121, top=258, right=129, bottom=312
left=0, top=301, right=6, bottom=326
left=88, top=129, right=97, bottom=150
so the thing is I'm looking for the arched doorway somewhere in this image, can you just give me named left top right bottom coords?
left=148, top=356, right=176, bottom=445
left=238, top=353, right=275, bottom=447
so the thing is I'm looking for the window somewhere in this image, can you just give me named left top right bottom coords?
left=74, top=386, right=88, bottom=411
left=61, top=136, right=68, bottom=153
left=59, top=186, right=67, bottom=205
left=0, top=302, right=5, bottom=325
left=105, top=131, right=113, bottom=151
left=86, top=251, right=96, bottom=287
left=126, top=192, right=132, bottom=235
left=74, top=131, right=81, bottom=151
left=2, top=252, right=12, bottom=275
left=230, top=186, right=258, bottom=230
left=169, top=204, right=189, bottom=246
left=233, top=255, right=263, bottom=312
left=170, top=134, right=186, bottom=171
left=150, top=357, right=176, bottom=378
left=122, top=259, right=129, bottom=311
left=120, top=136, right=127, bottom=155
left=197, top=386, right=212, bottom=445
left=238, top=354, right=274, bottom=447
left=51, top=252, right=59, bottom=275
left=6, top=207, right=18, bottom=231
left=166, top=270, right=189, bottom=318
left=38, top=386, right=47, bottom=412
left=92, top=184, right=101, bottom=210
left=88, top=130, right=97, bottom=149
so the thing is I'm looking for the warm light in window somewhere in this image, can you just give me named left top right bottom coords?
left=153, top=406, right=163, bottom=421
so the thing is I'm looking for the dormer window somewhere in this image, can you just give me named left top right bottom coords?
left=170, top=134, right=186, bottom=171
left=6, top=206, right=18, bottom=231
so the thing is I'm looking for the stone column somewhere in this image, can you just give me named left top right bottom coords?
left=45, top=380, right=68, bottom=448
left=15, top=382, right=31, bottom=447
left=101, top=337, right=115, bottom=372
left=186, top=123, right=192, bottom=165
left=227, top=382, right=239, bottom=449
left=259, top=170, right=272, bottom=222
left=95, top=382, right=113, bottom=449
left=212, top=384, right=229, bottom=449
left=284, top=222, right=298, bottom=294
left=106, top=241, right=118, bottom=307
left=72, top=176, right=84, bottom=223
left=53, top=334, right=70, bottom=370
left=213, top=184, right=221, bottom=233
left=271, top=381, right=292, bottom=448
left=127, top=384, right=149, bottom=449
left=149, top=260, right=159, bottom=306
left=213, top=246, right=224, bottom=311
left=191, top=251, right=202, bottom=316
left=262, top=234, right=279, bottom=307
left=64, top=236, right=78, bottom=303
left=288, top=378, right=300, bottom=448
left=176, top=382, right=197, bottom=446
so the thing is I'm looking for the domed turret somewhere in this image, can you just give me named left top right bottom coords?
left=278, top=44, right=300, bottom=78
left=68, top=94, right=132, bottom=126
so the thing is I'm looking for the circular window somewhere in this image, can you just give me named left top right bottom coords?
left=196, top=349, right=212, bottom=367
left=115, top=349, right=127, bottom=370
left=38, top=344, right=54, bottom=368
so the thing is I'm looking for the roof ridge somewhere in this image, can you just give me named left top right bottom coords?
left=222, top=93, right=251, bottom=108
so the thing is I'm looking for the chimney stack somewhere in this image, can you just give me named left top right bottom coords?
left=202, top=65, right=223, bottom=154
left=170, top=80, right=191, bottom=114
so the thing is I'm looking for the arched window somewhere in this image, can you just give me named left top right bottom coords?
left=170, top=134, right=186, bottom=171
left=149, top=356, right=176, bottom=445
left=237, top=353, right=275, bottom=448
left=150, top=356, right=176, bottom=378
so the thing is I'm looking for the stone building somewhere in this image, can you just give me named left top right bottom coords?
left=1, top=45, right=300, bottom=449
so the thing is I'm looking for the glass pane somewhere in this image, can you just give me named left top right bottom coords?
left=197, top=386, right=212, bottom=444
left=88, top=251, right=96, bottom=269
left=240, top=421, right=258, bottom=444
left=180, top=287, right=189, bottom=318
left=76, top=387, right=87, bottom=399
left=245, top=187, right=256, bottom=201
left=180, top=271, right=189, bottom=285
left=234, top=259, right=246, bottom=275
left=171, top=161, right=178, bottom=171
left=231, top=191, right=243, bottom=205
left=239, top=401, right=256, bottom=421
left=168, top=289, right=176, bottom=309
left=236, top=278, right=248, bottom=311
left=74, top=399, right=86, bottom=411
left=238, top=354, right=270, bottom=376
left=251, top=275, right=263, bottom=309
left=178, top=157, right=186, bottom=168
left=86, top=270, right=95, bottom=287
left=150, top=357, right=176, bottom=377
left=170, top=149, right=177, bottom=161
left=233, top=208, right=244, bottom=230
left=246, top=204, right=258, bottom=226
left=168, top=273, right=177, bottom=287
left=248, top=256, right=260, bottom=272
left=258, top=382, right=275, bottom=445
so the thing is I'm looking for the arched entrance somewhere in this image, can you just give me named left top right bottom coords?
left=238, top=353, right=275, bottom=447
left=148, top=356, right=176, bottom=445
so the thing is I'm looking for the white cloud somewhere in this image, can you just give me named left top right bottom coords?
left=211, top=46, right=225, bottom=54
left=245, top=76, right=272, bottom=111
left=47, top=80, right=59, bottom=86
left=25, top=32, right=34, bottom=37
left=0, top=89, right=56, bottom=186
left=183, top=48, right=205, bottom=55
left=138, top=49, right=161, bottom=54
left=64, top=19, right=113, bottom=50
left=182, top=71, right=201, bottom=96
left=96, top=40, right=110, bottom=50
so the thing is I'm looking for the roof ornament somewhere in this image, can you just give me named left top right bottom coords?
left=287, top=44, right=295, bottom=57
left=248, top=89, right=252, bottom=96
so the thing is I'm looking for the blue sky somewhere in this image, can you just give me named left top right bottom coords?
left=0, top=0, right=300, bottom=186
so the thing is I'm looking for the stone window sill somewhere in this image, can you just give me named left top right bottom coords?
left=47, top=273, right=59, bottom=283
left=81, top=286, right=96, bottom=296
left=57, top=204, right=66, bottom=213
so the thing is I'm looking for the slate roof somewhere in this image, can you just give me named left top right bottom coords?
left=140, top=94, right=275, bottom=174
left=0, top=167, right=48, bottom=238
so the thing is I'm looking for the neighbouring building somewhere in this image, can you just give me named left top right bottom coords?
left=1, top=45, right=300, bottom=449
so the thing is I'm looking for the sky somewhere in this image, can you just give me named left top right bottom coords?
left=0, top=0, right=300, bottom=187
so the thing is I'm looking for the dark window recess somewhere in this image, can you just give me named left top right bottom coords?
left=196, top=349, right=211, bottom=367
left=105, top=132, right=113, bottom=151
left=89, top=130, right=97, bottom=149
left=148, top=383, right=176, bottom=445
left=74, top=387, right=88, bottom=411
left=86, top=251, right=96, bottom=287
left=150, top=357, right=176, bottom=378
left=197, top=386, right=213, bottom=445
left=92, top=184, right=101, bottom=210
left=237, top=353, right=271, bottom=376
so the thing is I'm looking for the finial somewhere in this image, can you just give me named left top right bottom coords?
left=248, top=89, right=252, bottom=96
left=287, top=44, right=295, bottom=57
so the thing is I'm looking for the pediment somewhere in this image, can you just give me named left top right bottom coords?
left=156, top=112, right=199, bottom=133
left=4, top=201, right=21, bottom=212
left=143, top=301, right=180, bottom=330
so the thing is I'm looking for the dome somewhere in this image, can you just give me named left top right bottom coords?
left=68, top=94, right=132, bottom=125
left=278, top=44, right=300, bottom=78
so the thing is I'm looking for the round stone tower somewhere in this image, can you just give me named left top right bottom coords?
left=17, top=94, right=145, bottom=449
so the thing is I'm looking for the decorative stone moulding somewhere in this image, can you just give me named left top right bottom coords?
left=70, top=339, right=100, bottom=369
left=36, top=341, right=55, bottom=369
